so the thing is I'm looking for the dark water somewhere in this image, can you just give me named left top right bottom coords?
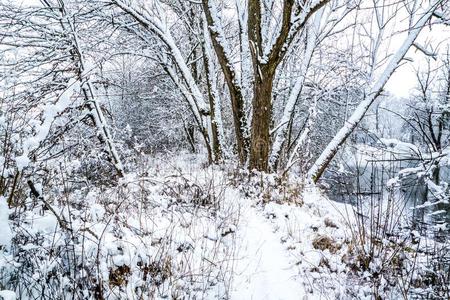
left=324, top=158, right=450, bottom=236
left=322, top=155, right=450, bottom=298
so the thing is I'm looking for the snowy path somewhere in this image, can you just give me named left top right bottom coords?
left=229, top=201, right=305, bottom=300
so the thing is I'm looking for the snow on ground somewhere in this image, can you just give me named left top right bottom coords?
left=261, top=187, right=353, bottom=299
left=133, top=156, right=355, bottom=299
left=0, top=290, right=16, bottom=300
left=1, top=153, right=359, bottom=299
left=15, top=149, right=440, bottom=299
left=229, top=190, right=306, bottom=300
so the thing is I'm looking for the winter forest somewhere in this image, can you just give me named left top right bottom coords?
left=0, top=0, right=449, bottom=299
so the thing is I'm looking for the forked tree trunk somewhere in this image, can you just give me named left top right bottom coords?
left=203, top=0, right=328, bottom=170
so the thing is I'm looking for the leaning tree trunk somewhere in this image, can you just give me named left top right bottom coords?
left=57, top=0, right=125, bottom=177
left=307, top=0, right=441, bottom=182
left=202, top=0, right=249, bottom=164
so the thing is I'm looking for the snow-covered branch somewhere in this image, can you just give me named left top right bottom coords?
left=307, top=0, right=444, bottom=183
left=112, top=0, right=210, bottom=116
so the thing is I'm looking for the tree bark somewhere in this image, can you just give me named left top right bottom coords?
left=204, top=0, right=329, bottom=171
left=247, top=0, right=291, bottom=171
left=249, top=67, right=275, bottom=171
left=201, top=32, right=223, bottom=162
left=202, top=0, right=249, bottom=163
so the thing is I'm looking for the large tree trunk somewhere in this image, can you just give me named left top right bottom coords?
left=249, top=69, right=274, bottom=171
left=203, top=0, right=329, bottom=170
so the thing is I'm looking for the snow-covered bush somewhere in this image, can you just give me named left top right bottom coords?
left=1, top=157, right=238, bottom=299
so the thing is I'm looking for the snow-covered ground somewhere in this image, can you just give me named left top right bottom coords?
left=229, top=193, right=306, bottom=300
left=1, top=153, right=448, bottom=299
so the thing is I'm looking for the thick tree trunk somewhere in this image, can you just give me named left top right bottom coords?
left=249, top=69, right=274, bottom=171
left=204, top=0, right=329, bottom=170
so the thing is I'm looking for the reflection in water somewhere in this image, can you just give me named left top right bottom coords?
left=324, top=155, right=449, bottom=238
left=322, top=152, right=449, bottom=297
